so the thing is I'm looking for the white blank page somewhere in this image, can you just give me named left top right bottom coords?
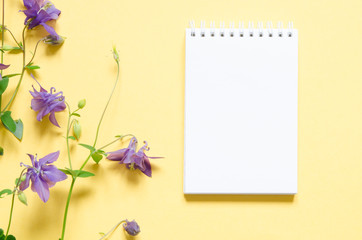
left=184, top=27, right=298, bottom=194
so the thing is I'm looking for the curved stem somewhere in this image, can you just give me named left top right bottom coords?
left=4, top=27, right=22, bottom=48
left=2, top=25, right=27, bottom=112
left=60, top=178, right=75, bottom=240
left=5, top=168, right=27, bottom=239
left=98, top=220, right=126, bottom=240
left=92, top=62, right=120, bottom=148
left=65, top=102, right=73, bottom=169
left=98, top=134, right=136, bottom=151
left=27, top=39, right=41, bottom=66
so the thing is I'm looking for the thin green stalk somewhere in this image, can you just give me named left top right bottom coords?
left=92, top=61, right=120, bottom=148
left=98, top=134, right=136, bottom=151
left=98, top=220, right=126, bottom=240
left=1, top=0, right=5, bottom=73
left=27, top=39, right=41, bottom=66
left=79, top=61, right=120, bottom=171
left=60, top=58, right=120, bottom=240
left=65, top=101, right=73, bottom=169
left=5, top=168, right=27, bottom=240
left=60, top=178, right=75, bottom=240
left=1, top=0, right=5, bottom=110
left=2, top=24, right=27, bottom=112
left=4, top=27, right=21, bottom=48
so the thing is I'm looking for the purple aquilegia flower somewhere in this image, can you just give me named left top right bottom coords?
left=106, top=137, right=161, bottom=177
left=21, top=0, right=61, bottom=37
left=29, top=75, right=66, bottom=127
left=19, top=151, right=67, bottom=202
left=123, top=220, right=140, bottom=236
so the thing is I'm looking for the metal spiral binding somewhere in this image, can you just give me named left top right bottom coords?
left=189, top=21, right=294, bottom=38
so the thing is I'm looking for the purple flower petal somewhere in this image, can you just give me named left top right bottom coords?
left=31, top=175, right=50, bottom=202
left=41, top=165, right=67, bottom=183
left=0, top=64, right=10, bottom=70
left=39, top=151, right=60, bottom=165
left=48, top=111, right=60, bottom=127
left=19, top=172, right=31, bottom=191
left=140, top=156, right=152, bottom=177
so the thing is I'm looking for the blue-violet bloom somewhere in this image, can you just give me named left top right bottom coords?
left=123, top=220, right=140, bottom=236
left=19, top=151, right=67, bottom=203
left=21, top=0, right=61, bottom=37
left=29, top=75, right=66, bottom=127
left=106, top=137, right=161, bottom=177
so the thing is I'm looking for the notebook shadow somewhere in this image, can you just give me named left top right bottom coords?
left=184, top=194, right=295, bottom=203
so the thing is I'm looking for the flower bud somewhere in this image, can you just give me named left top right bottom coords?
left=73, top=120, right=81, bottom=140
left=43, top=35, right=65, bottom=46
left=112, top=46, right=119, bottom=63
left=18, top=191, right=27, bottom=206
left=78, top=99, right=86, bottom=109
left=123, top=220, right=140, bottom=236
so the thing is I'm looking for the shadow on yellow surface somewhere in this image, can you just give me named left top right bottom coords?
left=184, top=194, right=294, bottom=202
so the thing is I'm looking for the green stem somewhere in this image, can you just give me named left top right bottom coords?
left=1, top=0, right=5, bottom=110
left=27, top=39, right=41, bottom=66
left=5, top=168, right=26, bottom=239
left=98, top=134, right=136, bottom=151
left=98, top=220, right=126, bottom=240
left=60, top=178, right=75, bottom=240
left=4, top=27, right=22, bottom=48
left=92, top=62, right=120, bottom=148
left=2, top=24, right=27, bottom=112
left=1, top=0, right=5, bottom=73
left=65, top=102, right=73, bottom=169
left=60, top=57, right=120, bottom=240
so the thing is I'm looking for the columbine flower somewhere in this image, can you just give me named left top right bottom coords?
left=19, top=151, right=67, bottom=202
left=21, top=0, right=61, bottom=37
left=123, top=220, right=140, bottom=236
left=29, top=74, right=66, bottom=127
left=106, top=137, right=161, bottom=177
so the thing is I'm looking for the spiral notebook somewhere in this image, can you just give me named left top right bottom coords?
left=184, top=21, right=298, bottom=194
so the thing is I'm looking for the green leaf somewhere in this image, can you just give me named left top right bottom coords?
left=0, top=228, right=3, bottom=236
left=0, top=189, right=13, bottom=198
left=59, top=169, right=73, bottom=176
left=74, top=170, right=95, bottom=178
left=78, top=143, right=95, bottom=152
left=6, top=235, right=16, bottom=240
left=68, top=136, right=76, bottom=140
left=9, top=119, right=23, bottom=141
left=91, top=152, right=103, bottom=164
left=71, top=113, right=80, bottom=117
left=25, top=65, right=40, bottom=70
left=0, top=76, right=9, bottom=95
left=17, top=191, right=27, bottom=206
left=0, top=146, right=3, bottom=156
left=2, top=73, right=21, bottom=78
left=1, top=45, right=21, bottom=51
left=1, top=111, right=16, bottom=132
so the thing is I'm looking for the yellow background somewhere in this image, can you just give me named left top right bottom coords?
left=0, top=0, right=362, bottom=239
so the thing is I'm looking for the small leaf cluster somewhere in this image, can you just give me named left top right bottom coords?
left=0, top=228, right=16, bottom=240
